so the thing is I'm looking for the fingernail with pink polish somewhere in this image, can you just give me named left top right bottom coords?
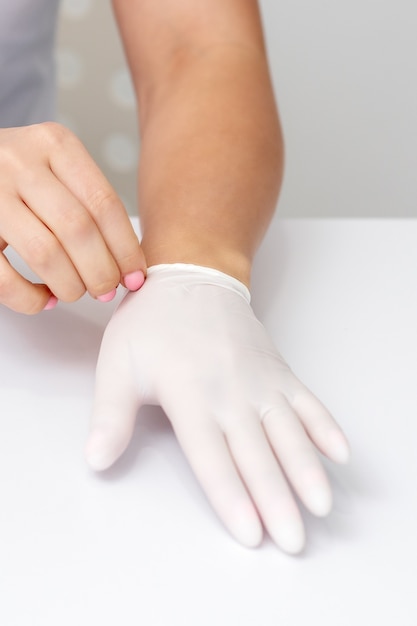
left=124, top=270, right=145, bottom=291
left=43, top=295, right=58, bottom=311
left=97, top=288, right=117, bottom=303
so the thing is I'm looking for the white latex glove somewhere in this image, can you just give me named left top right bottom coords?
left=86, top=264, right=350, bottom=553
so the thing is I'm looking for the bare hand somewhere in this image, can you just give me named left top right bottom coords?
left=0, top=123, right=146, bottom=313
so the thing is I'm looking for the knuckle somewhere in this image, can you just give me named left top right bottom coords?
left=0, top=123, right=74, bottom=176
left=25, top=234, right=58, bottom=268
left=37, top=121, right=70, bottom=147
left=87, top=186, right=120, bottom=217
left=62, top=210, right=94, bottom=241
left=118, top=251, right=143, bottom=277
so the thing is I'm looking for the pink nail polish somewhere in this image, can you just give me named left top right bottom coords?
left=124, top=270, right=145, bottom=291
left=97, top=288, right=117, bottom=303
left=43, top=295, right=58, bottom=311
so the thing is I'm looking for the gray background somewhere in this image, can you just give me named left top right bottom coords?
left=57, top=0, right=417, bottom=218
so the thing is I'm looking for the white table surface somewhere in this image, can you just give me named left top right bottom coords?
left=1, top=219, right=416, bottom=626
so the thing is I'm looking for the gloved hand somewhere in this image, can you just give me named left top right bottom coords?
left=86, top=263, right=350, bottom=553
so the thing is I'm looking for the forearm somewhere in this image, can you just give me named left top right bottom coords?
left=113, top=1, right=284, bottom=287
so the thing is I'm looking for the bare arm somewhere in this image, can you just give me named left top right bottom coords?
left=112, top=0, right=284, bottom=286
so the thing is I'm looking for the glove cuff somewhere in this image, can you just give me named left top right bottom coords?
left=146, top=263, right=251, bottom=303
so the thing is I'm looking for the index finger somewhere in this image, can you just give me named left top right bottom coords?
left=44, top=123, right=147, bottom=287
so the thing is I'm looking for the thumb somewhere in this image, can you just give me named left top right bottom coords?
left=85, top=335, right=141, bottom=471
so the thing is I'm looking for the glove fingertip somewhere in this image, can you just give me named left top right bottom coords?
left=277, top=524, right=306, bottom=555
left=84, top=428, right=127, bottom=471
left=327, top=429, right=351, bottom=465
left=234, top=519, right=264, bottom=549
left=226, top=502, right=264, bottom=549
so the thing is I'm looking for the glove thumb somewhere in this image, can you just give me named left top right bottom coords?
left=85, top=333, right=141, bottom=471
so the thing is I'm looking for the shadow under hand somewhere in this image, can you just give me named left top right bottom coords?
left=0, top=298, right=116, bottom=396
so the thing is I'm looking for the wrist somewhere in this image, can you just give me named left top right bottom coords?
left=146, top=263, right=251, bottom=302
left=140, top=230, right=252, bottom=288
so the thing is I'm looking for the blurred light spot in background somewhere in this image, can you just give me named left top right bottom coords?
left=109, top=67, right=136, bottom=110
left=103, top=132, right=138, bottom=173
left=61, top=0, right=93, bottom=20
left=56, top=48, right=83, bottom=89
